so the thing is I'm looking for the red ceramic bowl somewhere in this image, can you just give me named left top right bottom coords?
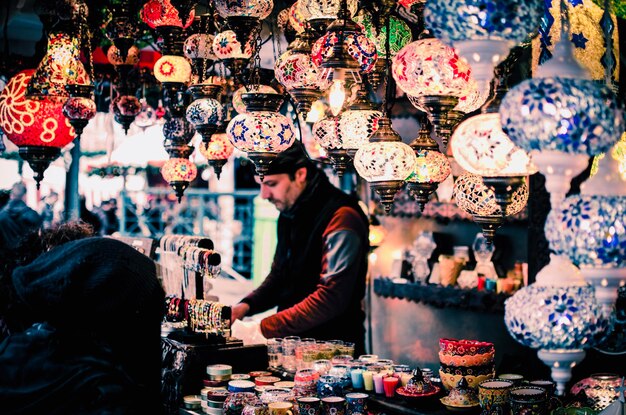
left=439, top=339, right=494, bottom=356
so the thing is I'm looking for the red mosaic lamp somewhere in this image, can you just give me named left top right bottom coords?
left=62, top=84, right=96, bottom=138
left=197, top=128, right=234, bottom=179
left=0, top=70, right=76, bottom=187
left=161, top=157, right=198, bottom=202
left=141, top=0, right=195, bottom=30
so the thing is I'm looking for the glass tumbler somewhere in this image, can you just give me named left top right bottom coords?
left=267, top=338, right=283, bottom=369
left=282, top=336, right=301, bottom=372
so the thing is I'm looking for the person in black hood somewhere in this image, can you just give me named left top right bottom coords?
left=231, top=141, right=370, bottom=355
left=0, top=237, right=165, bottom=414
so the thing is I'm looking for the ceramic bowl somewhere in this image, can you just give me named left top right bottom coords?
left=440, top=363, right=495, bottom=376
left=439, top=339, right=495, bottom=356
left=438, top=350, right=495, bottom=366
left=439, top=369, right=495, bottom=391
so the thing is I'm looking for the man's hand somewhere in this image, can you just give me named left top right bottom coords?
left=231, top=303, right=250, bottom=322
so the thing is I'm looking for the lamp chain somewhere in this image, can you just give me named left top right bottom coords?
left=271, top=14, right=283, bottom=61
left=78, top=1, right=94, bottom=84
left=382, top=13, right=392, bottom=117
left=200, top=14, right=211, bottom=84
left=601, top=0, right=616, bottom=91
left=249, top=30, right=263, bottom=89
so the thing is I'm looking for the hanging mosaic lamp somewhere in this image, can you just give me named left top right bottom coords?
left=197, top=128, right=235, bottom=179
left=453, top=173, right=528, bottom=242
left=111, top=95, right=141, bottom=135
left=500, top=1, right=624, bottom=210
left=338, top=82, right=381, bottom=160
left=163, top=116, right=197, bottom=150
left=451, top=50, right=536, bottom=214
left=313, top=115, right=347, bottom=176
left=62, top=84, right=96, bottom=138
left=311, top=0, right=377, bottom=116
left=545, top=147, right=626, bottom=318
left=213, top=0, right=271, bottom=77
left=504, top=255, right=608, bottom=396
left=141, top=0, right=195, bottom=29
left=275, top=29, right=323, bottom=115
left=353, top=12, right=412, bottom=89
left=186, top=83, right=225, bottom=144
left=425, top=0, right=544, bottom=97
left=354, top=116, right=416, bottom=215
left=406, top=119, right=451, bottom=211
left=154, top=27, right=192, bottom=119
left=0, top=70, right=76, bottom=187
left=212, top=29, right=257, bottom=78
left=288, top=1, right=310, bottom=35
left=301, top=0, right=358, bottom=37
left=392, top=38, right=473, bottom=151
left=154, top=42, right=192, bottom=84
left=26, top=31, right=90, bottom=102
left=134, top=98, right=158, bottom=130
left=105, top=2, right=140, bottom=63
left=226, top=92, right=296, bottom=180
left=107, top=44, right=141, bottom=66
left=161, top=157, right=198, bottom=202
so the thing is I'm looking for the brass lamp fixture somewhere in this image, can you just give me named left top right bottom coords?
left=451, top=47, right=535, bottom=216
left=275, top=27, right=322, bottom=115
left=406, top=118, right=451, bottom=211
left=353, top=14, right=416, bottom=215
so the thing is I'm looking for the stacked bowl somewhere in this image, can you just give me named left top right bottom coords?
left=438, top=338, right=495, bottom=390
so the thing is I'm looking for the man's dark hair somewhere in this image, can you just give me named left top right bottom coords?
left=265, top=141, right=316, bottom=179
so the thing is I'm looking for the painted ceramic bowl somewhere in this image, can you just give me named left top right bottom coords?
left=438, top=350, right=495, bottom=366
left=439, top=339, right=495, bottom=356
left=440, top=369, right=495, bottom=391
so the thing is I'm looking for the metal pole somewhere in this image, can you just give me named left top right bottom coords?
left=64, top=141, right=81, bottom=221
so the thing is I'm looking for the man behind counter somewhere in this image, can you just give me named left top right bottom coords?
left=231, top=141, right=369, bottom=355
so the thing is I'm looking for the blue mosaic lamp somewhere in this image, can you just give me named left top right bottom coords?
left=504, top=254, right=608, bottom=396
left=226, top=93, right=296, bottom=181
left=545, top=148, right=626, bottom=316
left=424, top=0, right=543, bottom=96
left=499, top=0, right=624, bottom=209
left=186, top=83, right=225, bottom=144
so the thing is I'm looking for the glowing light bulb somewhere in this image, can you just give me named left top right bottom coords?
left=328, top=80, right=346, bottom=116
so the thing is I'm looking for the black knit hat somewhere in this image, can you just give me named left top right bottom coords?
left=265, top=140, right=313, bottom=176
left=12, top=236, right=164, bottom=330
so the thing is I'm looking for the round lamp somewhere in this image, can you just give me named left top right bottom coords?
left=545, top=150, right=626, bottom=316
left=453, top=173, right=528, bottom=241
left=107, top=45, right=141, bottom=66
left=353, top=116, right=416, bottom=214
left=392, top=38, right=473, bottom=150
left=141, top=0, right=195, bottom=29
left=425, top=0, right=543, bottom=95
left=161, top=157, right=198, bottom=202
left=186, top=83, right=225, bottom=143
left=226, top=93, right=296, bottom=180
left=504, top=254, right=608, bottom=395
left=154, top=55, right=192, bottom=84
left=0, top=69, right=76, bottom=186
left=62, top=84, right=96, bottom=138
left=197, top=131, right=234, bottom=179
